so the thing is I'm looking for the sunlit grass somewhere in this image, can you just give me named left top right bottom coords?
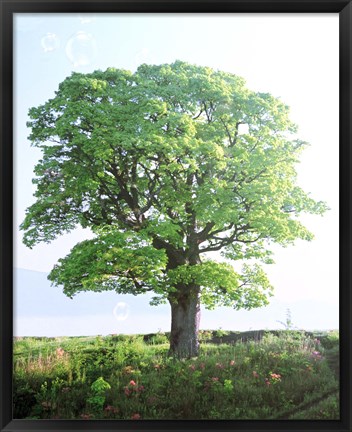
left=13, top=330, right=339, bottom=420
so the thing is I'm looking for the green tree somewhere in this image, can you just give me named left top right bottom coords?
left=21, top=61, right=327, bottom=358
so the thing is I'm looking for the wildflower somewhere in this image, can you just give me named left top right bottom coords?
left=252, top=371, right=259, bottom=378
left=215, top=362, right=224, bottom=369
left=311, top=351, right=322, bottom=361
left=124, top=380, right=144, bottom=396
left=211, top=377, right=219, bottom=382
left=270, top=373, right=281, bottom=383
left=229, top=360, right=235, bottom=366
left=104, top=405, right=119, bottom=414
left=131, top=413, right=141, bottom=420
left=265, top=378, right=271, bottom=386
left=189, top=364, right=196, bottom=371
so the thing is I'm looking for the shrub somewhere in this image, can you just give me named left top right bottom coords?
left=87, top=377, right=111, bottom=415
left=319, top=331, right=339, bottom=350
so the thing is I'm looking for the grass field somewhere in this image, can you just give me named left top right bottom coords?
left=13, top=329, right=339, bottom=420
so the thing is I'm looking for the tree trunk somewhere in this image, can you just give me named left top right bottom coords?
left=168, top=285, right=201, bottom=358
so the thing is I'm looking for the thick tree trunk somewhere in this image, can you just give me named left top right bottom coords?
left=151, top=237, right=202, bottom=358
left=168, top=285, right=201, bottom=358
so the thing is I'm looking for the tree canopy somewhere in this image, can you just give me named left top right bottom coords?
left=21, top=61, right=327, bottom=356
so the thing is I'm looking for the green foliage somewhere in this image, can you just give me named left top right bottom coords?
left=13, top=332, right=339, bottom=420
left=198, top=330, right=213, bottom=343
left=48, top=231, right=167, bottom=298
left=87, top=377, right=111, bottom=414
left=13, top=380, right=37, bottom=418
left=21, top=61, right=328, bottom=335
left=144, top=331, right=169, bottom=345
left=214, top=328, right=229, bottom=338
left=223, top=379, right=234, bottom=393
left=90, top=377, right=111, bottom=393
left=319, top=330, right=339, bottom=350
left=288, top=393, right=339, bottom=420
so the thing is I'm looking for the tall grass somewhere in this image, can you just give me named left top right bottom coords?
left=13, top=330, right=339, bottom=420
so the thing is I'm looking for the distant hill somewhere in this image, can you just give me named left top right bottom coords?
left=14, top=267, right=165, bottom=317
left=14, top=268, right=339, bottom=337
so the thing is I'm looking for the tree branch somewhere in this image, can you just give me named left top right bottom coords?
left=200, top=225, right=261, bottom=253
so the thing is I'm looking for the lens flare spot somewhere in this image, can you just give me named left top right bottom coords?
left=65, top=31, right=97, bottom=68
left=41, top=33, right=60, bottom=53
left=113, top=302, right=130, bottom=321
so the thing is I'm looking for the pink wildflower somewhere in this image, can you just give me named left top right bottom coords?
left=104, top=405, right=119, bottom=414
left=211, top=377, right=219, bottom=382
left=252, top=371, right=259, bottom=378
left=129, top=380, right=136, bottom=386
left=229, top=360, right=235, bottom=366
left=215, top=362, right=224, bottom=369
left=270, top=374, right=282, bottom=383
left=131, top=413, right=141, bottom=420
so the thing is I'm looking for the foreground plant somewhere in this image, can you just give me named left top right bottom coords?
left=87, top=377, right=111, bottom=415
left=22, top=61, right=327, bottom=358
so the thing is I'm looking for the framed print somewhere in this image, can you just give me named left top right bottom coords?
left=1, top=0, right=351, bottom=431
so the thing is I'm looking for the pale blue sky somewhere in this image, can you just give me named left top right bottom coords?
left=14, top=13, right=339, bottom=336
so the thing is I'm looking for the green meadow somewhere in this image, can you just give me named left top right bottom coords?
left=13, top=329, right=339, bottom=420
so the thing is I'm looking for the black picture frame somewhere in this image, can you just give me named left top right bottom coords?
left=1, top=1, right=351, bottom=431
